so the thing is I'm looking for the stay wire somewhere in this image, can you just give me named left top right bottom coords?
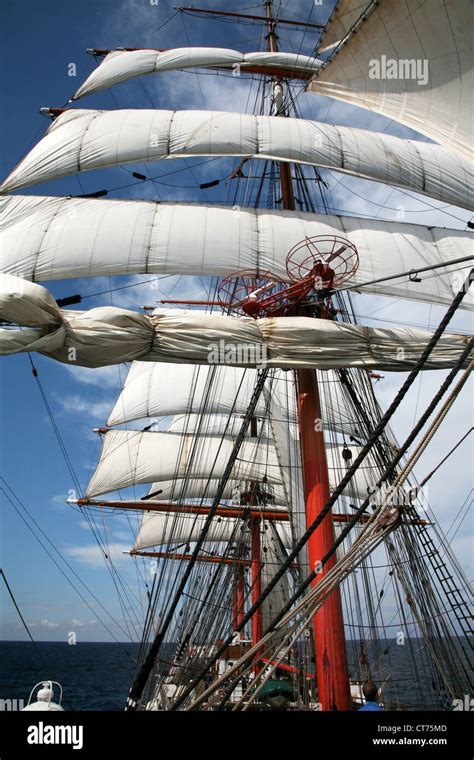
left=0, top=569, right=47, bottom=663
left=418, top=427, right=473, bottom=489
left=1, top=481, right=136, bottom=654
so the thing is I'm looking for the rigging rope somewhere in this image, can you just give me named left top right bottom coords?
left=0, top=569, right=46, bottom=662
left=418, top=427, right=473, bottom=490
left=1, top=480, right=136, bottom=654
left=170, top=270, right=473, bottom=709
left=126, top=368, right=270, bottom=709
left=190, top=501, right=399, bottom=709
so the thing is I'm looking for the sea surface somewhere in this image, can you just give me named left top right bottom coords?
left=0, top=639, right=470, bottom=711
left=0, top=641, right=140, bottom=710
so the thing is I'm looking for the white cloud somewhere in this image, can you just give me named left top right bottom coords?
left=50, top=493, right=69, bottom=506
left=27, top=619, right=60, bottom=630
left=449, top=534, right=474, bottom=580
left=59, top=364, right=124, bottom=390
left=55, top=394, right=115, bottom=421
left=112, top=529, right=135, bottom=541
left=63, top=542, right=131, bottom=569
left=69, top=618, right=98, bottom=629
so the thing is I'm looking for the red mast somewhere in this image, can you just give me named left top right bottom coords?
left=264, top=0, right=351, bottom=710
left=233, top=567, right=245, bottom=631
left=250, top=517, right=263, bottom=651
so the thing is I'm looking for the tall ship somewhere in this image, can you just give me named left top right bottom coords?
left=0, top=0, right=472, bottom=712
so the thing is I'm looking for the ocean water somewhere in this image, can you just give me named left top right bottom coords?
left=0, top=641, right=140, bottom=710
left=0, top=639, right=469, bottom=711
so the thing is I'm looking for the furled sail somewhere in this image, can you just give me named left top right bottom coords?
left=309, top=0, right=473, bottom=160
left=1, top=109, right=470, bottom=210
left=85, top=429, right=378, bottom=500
left=2, top=276, right=470, bottom=370
left=1, top=196, right=472, bottom=311
left=72, top=48, right=323, bottom=100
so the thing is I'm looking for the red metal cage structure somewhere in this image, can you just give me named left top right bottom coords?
left=217, top=235, right=359, bottom=319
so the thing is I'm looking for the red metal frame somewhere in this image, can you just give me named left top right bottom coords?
left=286, top=235, right=359, bottom=287
left=218, top=269, right=317, bottom=318
left=216, top=235, right=358, bottom=319
left=261, top=658, right=315, bottom=680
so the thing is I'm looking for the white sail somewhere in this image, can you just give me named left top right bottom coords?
left=107, top=362, right=362, bottom=438
left=73, top=48, right=322, bottom=100
left=143, top=464, right=371, bottom=506
left=86, top=430, right=284, bottom=497
left=1, top=196, right=472, bottom=311
left=167, top=413, right=273, bottom=438
left=147, top=478, right=289, bottom=505
left=86, top=428, right=379, bottom=500
left=264, top=383, right=307, bottom=559
left=134, top=509, right=291, bottom=630
left=144, top=477, right=289, bottom=506
left=118, top=366, right=364, bottom=439
left=2, top=276, right=470, bottom=370
left=133, top=510, right=293, bottom=551
left=309, top=0, right=473, bottom=160
left=134, top=511, right=239, bottom=549
left=1, top=109, right=470, bottom=210
left=107, top=363, right=287, bottom=426
left=260, top=524, right=291, bottom=631
left=167, top=397, right=362, bottom=441
left=316, top=0, right=379, bottom=51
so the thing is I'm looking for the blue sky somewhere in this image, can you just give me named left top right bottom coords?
left=0, top=0, right=472, bottom=643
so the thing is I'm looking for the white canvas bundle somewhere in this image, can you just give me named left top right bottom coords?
left=310, top=0, right=473, bottom=160
left=1, top=276, right=470, bottom=371
left=1, top=109, right=470, bottom=210
left=1, top=196, right=471, bottom=310
left=72, top=47, right=322, bottom=100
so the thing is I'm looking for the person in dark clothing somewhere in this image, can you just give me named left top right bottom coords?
left=358, top=681, right=384, bottom=711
